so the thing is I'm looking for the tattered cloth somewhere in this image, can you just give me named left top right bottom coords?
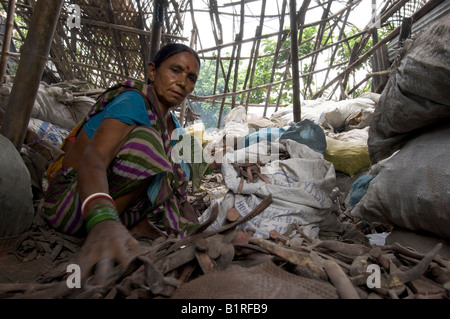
left=43, top=81, right=207, bottom=238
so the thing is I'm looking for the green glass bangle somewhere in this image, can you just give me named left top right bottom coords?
left=86, top=206, right=120, bottom=233
left=85, top=203, right=115, bottom=219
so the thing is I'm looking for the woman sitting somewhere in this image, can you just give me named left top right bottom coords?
left=43, top=43, right=209, bottom=284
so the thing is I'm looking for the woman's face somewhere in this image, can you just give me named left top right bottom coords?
left=148, top=51, right=200, bottom=111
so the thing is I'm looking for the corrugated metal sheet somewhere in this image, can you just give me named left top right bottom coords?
left=388, top=0, right=450, bottom=60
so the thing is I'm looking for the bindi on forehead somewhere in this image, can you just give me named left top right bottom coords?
left=186, top=65, right=191, bottom=71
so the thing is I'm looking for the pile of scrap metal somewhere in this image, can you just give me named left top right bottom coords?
left=0, top=194, right=448, bottom=299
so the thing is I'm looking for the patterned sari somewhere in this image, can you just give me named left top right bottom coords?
left=43, top=81, right=209, bottom=238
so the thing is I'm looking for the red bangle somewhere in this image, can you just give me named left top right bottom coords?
left=81, top=192, right=116, bottom=219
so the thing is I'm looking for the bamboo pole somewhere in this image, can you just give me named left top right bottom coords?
left=305, top=0, right=331, bottom=98
left=289, top=0, right=301, bottom=123
left=275, top=64, right=290, bottom=111
left=320, top=1, right=352, bottom=90
left=67, top=16, right=187, bottom=42
left=263, top=0, right=283, bottom=117
left=241, top=25, right=258, bottom=110
left=0, top=0, right=64, bottom=149
left=312, top=0, right=414, bottom=99
left=197, top=0, right=360, bottom=55
left=243, top=0, right=270, bottom=110
left=339, top=0, right=410, bottom=98
left=0, top=0, right=16, bottom=83
left=179, top=0, right=198, bottom=127
left=207, top=0, right=223, bottom=127
left=190, top=60, right=348, bottom=103
left=231, top=0, right=245, bottom=107
left=149, top=0, right=166, bottom=62
left=312, top=25, right=400, bottom=99
left=136, top=0, right=150, bottom=81
left=217, top=38, right=236, bottom=128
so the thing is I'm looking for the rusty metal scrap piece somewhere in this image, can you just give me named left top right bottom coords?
left=161, top=194, right=273, bottom=257
left=206, top=232, right=236, bottom=270
left=349, top=254, right=370, bottom=277
left=369, top=246, right=391, bottom=272
left=237, top=177, right=244, bottom=194
left=145, top=236, right=179, bottom=261
left=350, top=243, right=443, bottom=290
left=307, top=239, right=370, bottom=257
left=394, top=243, right=442, bottom=285
left=249, top=237, right=327, bottom=281
left=269, top=229, right=291, bottom=246
left=429, top=264, right=450, bottom=285
left=195, top=252, right=218, bottom=274
left=226, top=208, right=240, bottom=223
left=211, top=194, right=273, bottom=235
left=384, top=242, right=450, bottom=273
left=112, top=255, right=179, bottom=298
left=0, top=282, right=59, bottom=297
left=194, top=238, right=218, bottom=274
left=323, top=259, right=360, bottom=299
left=382, top=242, right=425, bottom=260
left=231, top=162, right=271, bottom=184
left=153, top=244, right=197, bottom=275
left=190, top=203, right=219, bottom=235
left=140, top=256, right=179, bottom=297
left=249, top=165, right=272, bottom=184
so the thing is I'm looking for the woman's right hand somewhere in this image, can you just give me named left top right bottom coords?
left=76, top=219, right=141, bottom=287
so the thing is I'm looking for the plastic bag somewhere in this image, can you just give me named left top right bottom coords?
left=244, top=127, right=286, bottom=148
left=199, top=139, right=340, bottom=239
left=368, top=15, right=450, bottom=163
left=279, top=119, right=327, bottom=155
left=0, top=135, right=34, bottom=237
left=352, top=122, right=450, bottom=239
left=325, top=136, right=370, bottom=177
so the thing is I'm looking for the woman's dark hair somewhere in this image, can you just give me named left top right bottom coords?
left=153, top=43, right=201, bottom=69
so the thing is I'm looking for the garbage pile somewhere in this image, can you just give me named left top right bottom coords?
left=0, top=205, right=449, bottom=299
left=350, top=14, right=450, bottom=241
left=193, top=92, right=378, bottom=243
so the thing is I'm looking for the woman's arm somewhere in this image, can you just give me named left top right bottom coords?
left=76, top=118, right=140, bottom=286
left=77, top=118, right=134, bottom=202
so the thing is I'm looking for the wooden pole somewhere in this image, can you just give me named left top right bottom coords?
left=149, top=0, right=166, bottom=62
left=0, top=0, right=16, bottom=83
left=243, top=0, right=271, bottom=110
left=289, top=0, right=301, bottom=122
left=305, top=0, right=331, bottom=98
left=0, top=0, right=64, bottom=149
left=217, top=40, right=236, bottom=128
left=136, top=0, right=149, bottom=81
left=231, top=0, right=245, bottom=108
